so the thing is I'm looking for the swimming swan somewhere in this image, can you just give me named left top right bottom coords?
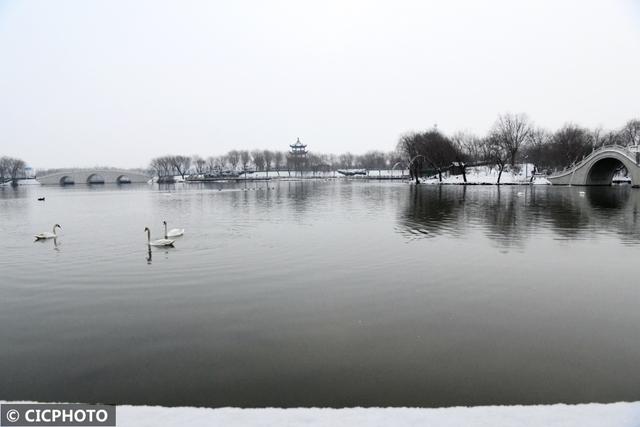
left=163, top=221, right=184, bottom=238
left=35, top=224, right=61, bottom=240
left=145, top=227, right=175, bottom=247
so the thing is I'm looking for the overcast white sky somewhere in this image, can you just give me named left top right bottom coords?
left=0, top=0, right=639, bottom=169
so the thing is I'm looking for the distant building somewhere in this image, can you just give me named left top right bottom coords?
left=24, top=166, right=36, bottom=179
left=289, top=137, right=308, bottom=173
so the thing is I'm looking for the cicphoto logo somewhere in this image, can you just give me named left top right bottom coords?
left=1, top=404, right=116, bottom=426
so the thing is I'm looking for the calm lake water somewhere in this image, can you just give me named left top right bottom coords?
left=1, top=181, right=640, bottom=407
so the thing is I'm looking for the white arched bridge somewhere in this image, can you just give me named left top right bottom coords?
left=548, top=145, right=640, bottom=187
left=37, top=169, right=151, bottom=185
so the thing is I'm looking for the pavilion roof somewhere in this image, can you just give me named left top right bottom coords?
left=290, top=137, right=307, bottom=148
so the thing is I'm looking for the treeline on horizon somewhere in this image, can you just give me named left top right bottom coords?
left=149, top=150, right=404, bottom=179
left=149, top=114, right=640, bottom=183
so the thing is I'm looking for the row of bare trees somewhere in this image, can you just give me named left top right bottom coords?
left=150, top=150, right=402, bottom=178
left=398, top=115, right=640, bottom=184
left=149, top=155, right=193, bottom=180
left=148, top=116, right=640, bottom=182
left=0, top=156, right=27, bottom=185
left=525, top=121, right=640, bottom=171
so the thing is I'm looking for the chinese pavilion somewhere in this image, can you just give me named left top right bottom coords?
left=289, top=137, right=308, bottom=174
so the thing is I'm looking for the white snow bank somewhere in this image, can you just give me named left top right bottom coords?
left=420, top=165, right=551, bottom=185
left=0, top=178, right=40, bottom=186
left=3, top=401, right=638, bottom=426
left=113, top=402, right=639, bottom=427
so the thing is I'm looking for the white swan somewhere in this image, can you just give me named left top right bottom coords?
left=145, top=227, right=175, bottom=247
left=163, top=220, right=184, bottom=238
left=35, top=224, right=61, bottom=240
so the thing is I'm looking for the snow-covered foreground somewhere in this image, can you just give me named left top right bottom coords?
left=108, top=402, right=640, bottom=426
left=4, top=401, right=638, bottom=426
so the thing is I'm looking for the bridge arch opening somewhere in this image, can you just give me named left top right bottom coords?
left=586, top=157, right=630, bottom=186
left=116, top=175, right=131, bottom=184
left=59, top=176, right=74, bottom=185
left=86, top=173, right=105, bottom=185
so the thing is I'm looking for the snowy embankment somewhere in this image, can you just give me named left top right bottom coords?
left=110, top=402, right=640, bottom=426
left=0, top=178, right=40, bottom=186
left=4, top=401, right=638, bottom=426
left=419, top=165, right=551, bottom=185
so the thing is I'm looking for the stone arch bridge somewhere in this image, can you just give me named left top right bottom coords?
left=548, top=145, right=640, bottom=186
left=36, top=169, right=151, bottom=185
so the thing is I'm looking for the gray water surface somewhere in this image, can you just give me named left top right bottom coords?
left=1, top=181, right=639, bottom=407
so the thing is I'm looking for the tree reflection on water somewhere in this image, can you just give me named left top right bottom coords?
left=399, top=185, right=640, bottom=246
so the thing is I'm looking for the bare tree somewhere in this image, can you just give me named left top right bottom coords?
left=263, top=150, right=273, bottom=177
left=0, top=156, right=11, bottom=183
left=591, top=127, right=605, bottom=149
left=285, top=153, right=294, bottom=175
left=216, top=155, right=227, bottom=171
left=239, top=150, right=251, bottom=172
left=358, top=151, right=387, bottom=170
left=524, top=128, right=551, bottom=179
left=338, top=152, right=354, bottom=169
left=425, top=130, right=459, bottom=182
left=8, top=158, right=26, bottom=184
left=252, top=150, right=265, bottom=172
left=319, top=153, right=335, bottom=172
left=480, top=134, right=510, bottom=184
left=491, top=113, right=532, bottom=167
left=170, top=155, right=192, bottom=179
left=227, top=150, right=240, bottom=171
left=452, top=132, right=482, bottom=164
left=398, top=129, right=458, bottom=182
left=601, top=130, right=623, bottom=146
left=149, top=156, right=175, bottom=180
left=552, top=124, right=593, bottom=167
left=273, top=151, right=284, bottom=176
left=397, top=132, right=422, bottom=183
left=451, top=131, right=483, bottom=183
left=206, top=156, right=217, bottom=174
left=0, top=157, right=26, bottom=185
left=192, top=155, right=207, bottom=175
left=307, top=153, right=324, bottom=176
left=620, top=119, right=640, bottom=146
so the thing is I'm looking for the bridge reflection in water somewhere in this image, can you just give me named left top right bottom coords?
left=399, top=185, right=640, bottom=247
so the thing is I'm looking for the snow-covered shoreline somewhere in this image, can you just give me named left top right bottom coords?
left=418, top=165, right=551, bottom=186
left=4, top=402, right=639, bottom=426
